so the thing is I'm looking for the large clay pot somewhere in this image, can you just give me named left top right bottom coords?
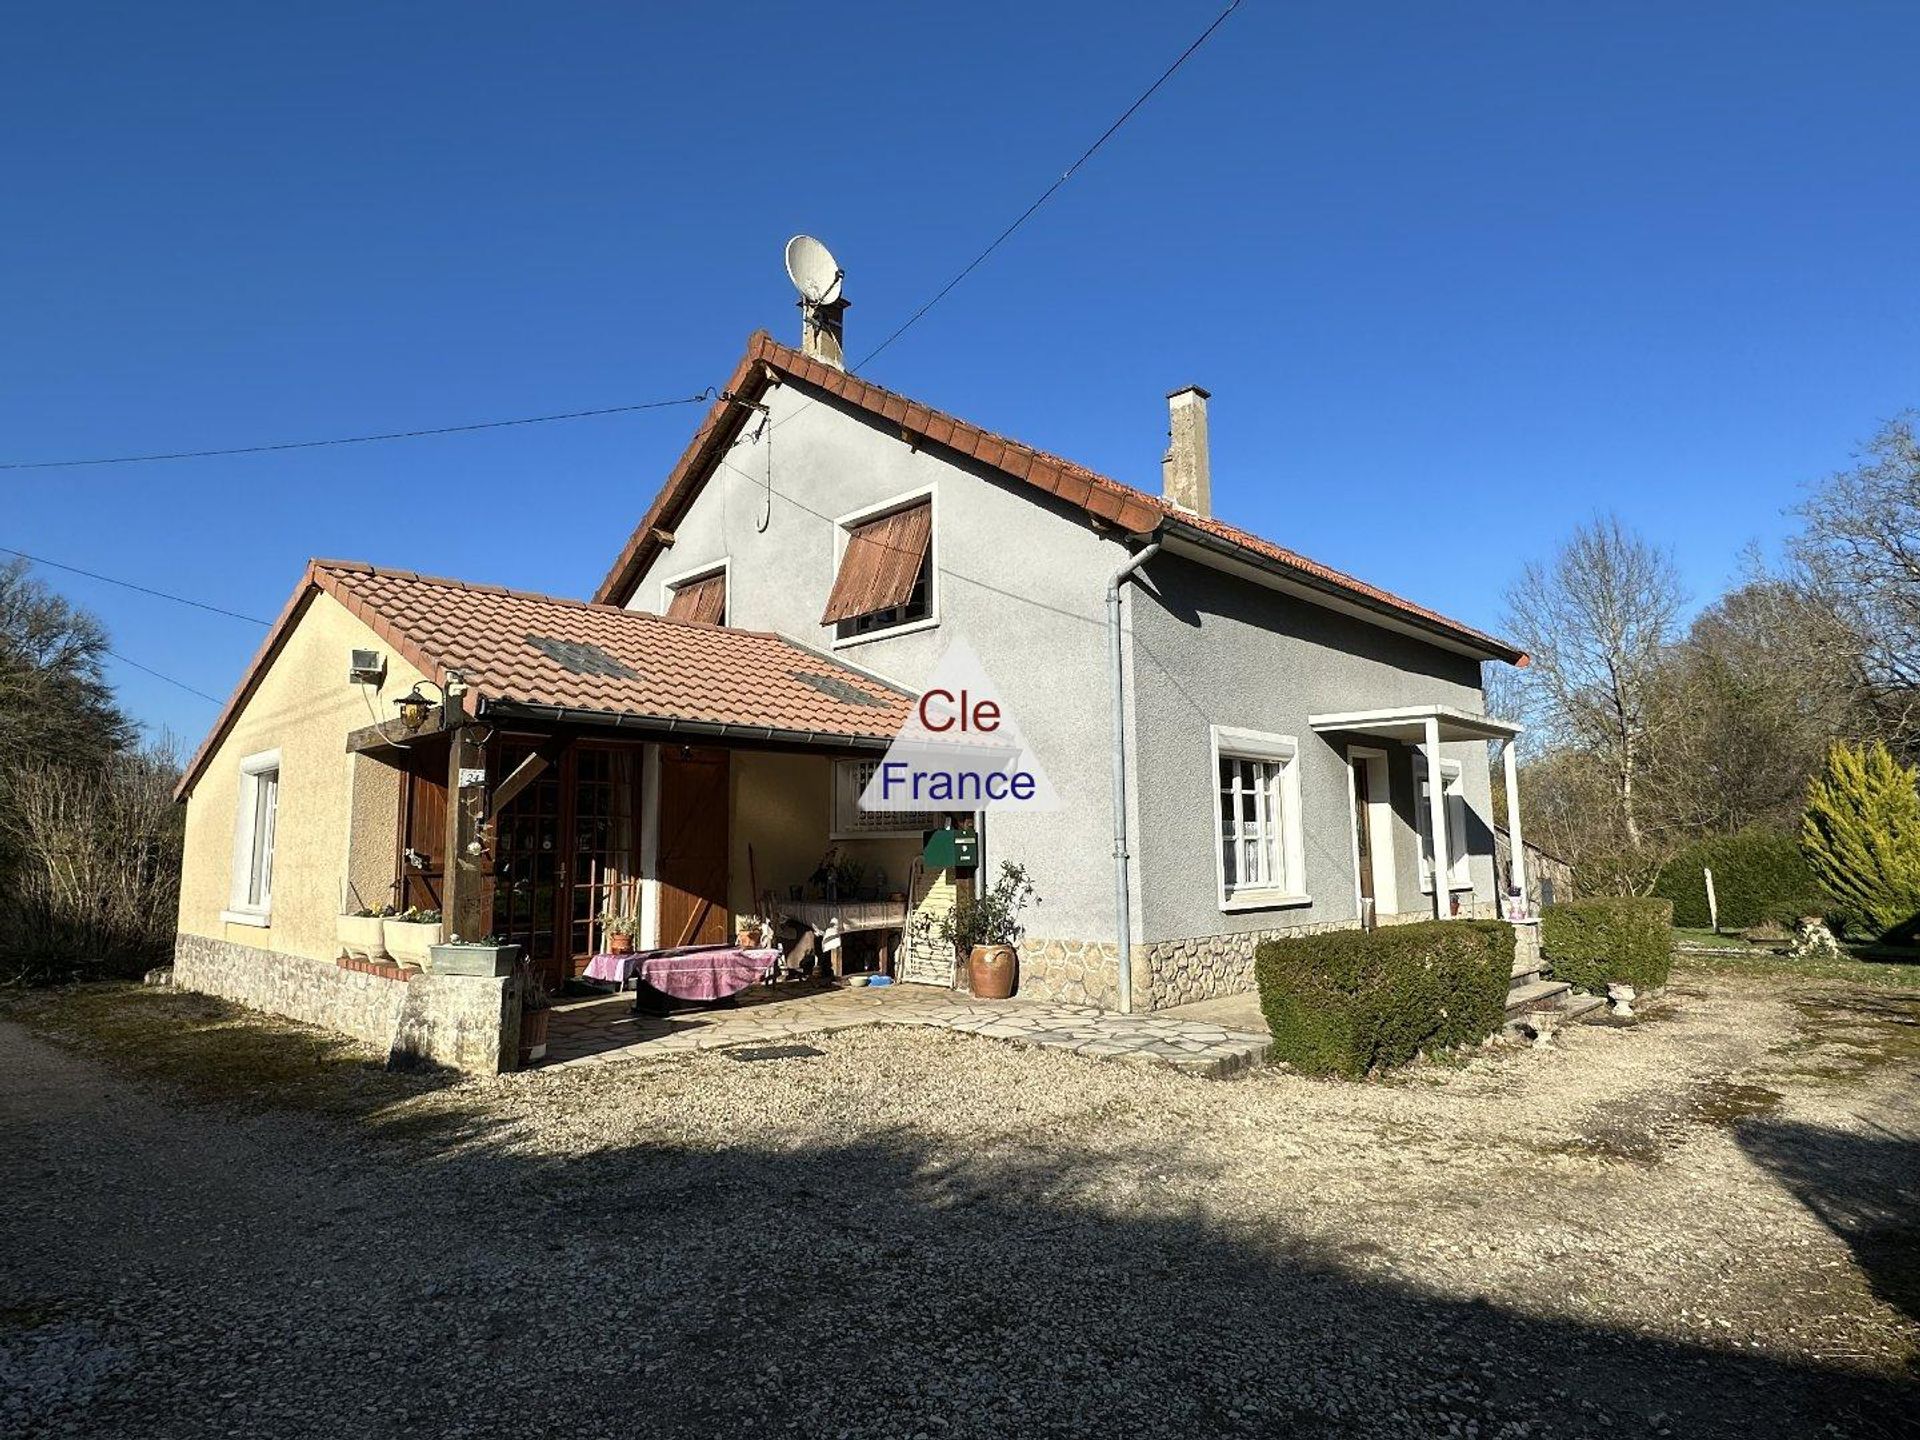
left=968, top=944, right=1017, bottom=1000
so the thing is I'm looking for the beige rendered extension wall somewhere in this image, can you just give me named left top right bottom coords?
left=177, top=590, right=427, bottom=962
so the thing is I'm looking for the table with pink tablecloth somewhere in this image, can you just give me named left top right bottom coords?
left=584, top=944, right=779, bottom=1001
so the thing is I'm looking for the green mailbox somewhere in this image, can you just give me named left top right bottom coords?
left=923, top=827, right=980, bottom=872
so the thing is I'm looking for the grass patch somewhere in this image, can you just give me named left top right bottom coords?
left=1671, top=926, right=1759, bottom=951
left=0, top=983, right=459, bottom=1121
left=1673, top=949, right=1920, bottom=990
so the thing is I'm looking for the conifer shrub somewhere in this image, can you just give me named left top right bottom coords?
left=1800, top=741, right=1920, bottom=940
left=1253, top=920, right=1512, bottom=1078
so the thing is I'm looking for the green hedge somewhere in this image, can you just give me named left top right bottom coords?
left=1253, top=920, right=1513, bottom=1078
left=1540, top=896, right=1673, bottom=993
left=1651, top=828, right=1826, bottom=930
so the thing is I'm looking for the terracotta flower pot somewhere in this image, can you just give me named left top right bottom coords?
left=608, top=932, right=633, bottom=955
left=967, top=944, right=1017, bottom=1000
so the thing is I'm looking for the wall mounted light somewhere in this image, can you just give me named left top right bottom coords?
left=394, top=680, right=444, bottom=733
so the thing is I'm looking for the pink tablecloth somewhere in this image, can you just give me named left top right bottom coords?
left=584, top=945, right=779, bottom=1001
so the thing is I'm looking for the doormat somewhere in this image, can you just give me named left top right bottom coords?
left=726, top=1044, right=827, bottom=1063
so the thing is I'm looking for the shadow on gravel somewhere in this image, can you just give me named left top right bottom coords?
left=1738, top=1114, right=1920, bottom=1335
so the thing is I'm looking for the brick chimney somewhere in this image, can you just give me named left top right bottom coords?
left=1161, top=385, right=1211, bottom=516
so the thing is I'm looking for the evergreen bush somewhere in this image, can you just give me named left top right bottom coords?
left=1800, top=741, right=1920, bottom=940
left=1651, top=827, right=1828, bottom=930
left=1253, top=921, right=1512, bottom=1078
left=1540, top=896, right=1673, bottom=993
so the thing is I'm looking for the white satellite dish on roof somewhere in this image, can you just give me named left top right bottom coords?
left=784, top=234, right=844, bottom=306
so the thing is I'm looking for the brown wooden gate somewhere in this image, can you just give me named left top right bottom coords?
left=656, top=747, right=730, bottom=948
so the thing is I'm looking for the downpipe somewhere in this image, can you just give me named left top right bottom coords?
left=1106, top=539, right=1161, bottom=1014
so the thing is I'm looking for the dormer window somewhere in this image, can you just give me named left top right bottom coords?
left=822, top=493, right=934, bottom=644
left=662, top=563, right=727, bottom=625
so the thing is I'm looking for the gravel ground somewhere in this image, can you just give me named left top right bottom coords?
left=1, top=968, right=1915, bottom=1439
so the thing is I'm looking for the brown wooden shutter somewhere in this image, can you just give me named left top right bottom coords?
left=820, top=500, right=932, bottom=625
left=665, top=571, right=726, bottom=625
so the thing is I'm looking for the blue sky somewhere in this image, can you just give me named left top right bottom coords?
left=4, top=2, right=1916, bottom=743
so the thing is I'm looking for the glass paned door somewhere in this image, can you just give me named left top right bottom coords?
left=567, top=745, right=641, bottom=967
left=490, top=742, right=562, bottom=971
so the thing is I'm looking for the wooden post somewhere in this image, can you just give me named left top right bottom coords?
left=1424, top=716, right=1450, bottom=920
left=443, top=721, right=492, bottom=944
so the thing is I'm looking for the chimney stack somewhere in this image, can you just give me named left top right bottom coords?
left=1161, top=385, right=1211, bottom=516
left=800, top=297, right=850, bottom=370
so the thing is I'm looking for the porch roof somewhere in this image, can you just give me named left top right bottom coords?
left=1307, top=704, right=1522, bottom=744
left=177, top=560, right=915, bottom=799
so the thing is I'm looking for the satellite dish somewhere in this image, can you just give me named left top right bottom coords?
left=784, top=234, right=844, bottom=306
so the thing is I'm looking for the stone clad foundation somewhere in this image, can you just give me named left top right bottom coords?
left=173, top=932, right=520, bottom=1074
left=1023, top=902, right=1501, bottom=1012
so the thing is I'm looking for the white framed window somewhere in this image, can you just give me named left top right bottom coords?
left=823, top=487, right=937, bottom=647
left=223, top=748, right=280, bottom=926
left=831, top=757, right=943, bottom=839
left=1209, top=726, right=1308, bottom=911
left=1416, top=757, right=1473, bottom=893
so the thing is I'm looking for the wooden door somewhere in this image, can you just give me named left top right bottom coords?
left=398, top=753, right=448, bottom=913
left=490, top=741, right=565, bottom=980
left=563, top=745, right=643, bottom=973
left=657, top=747, right=730, bottom=948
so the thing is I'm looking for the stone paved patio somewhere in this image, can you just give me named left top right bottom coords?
left=541, top=983, right=1272, bottom=1078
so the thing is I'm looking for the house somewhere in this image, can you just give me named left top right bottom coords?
left=172, top=314, right=1531, bottom=1071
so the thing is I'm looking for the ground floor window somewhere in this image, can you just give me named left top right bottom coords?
left=1417, top=758, right=1472, bottom=892
left=224, top=748, right=279, bottom=925
left=1210, top=726, right=1306, bottom=909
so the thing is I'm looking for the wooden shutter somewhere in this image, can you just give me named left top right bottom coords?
left=665, top=571, right=726, bottom=625
left=820, top=500, right=932, bottom=625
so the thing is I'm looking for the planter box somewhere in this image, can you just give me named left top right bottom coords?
left=428, top=942, right=523, bottom=978
left=337, top=914, right=389, bottom=961
left=382, top=919, right=444, bottom=971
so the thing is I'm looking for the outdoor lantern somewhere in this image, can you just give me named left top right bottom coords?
left=395, top=683, right=435, bottom=733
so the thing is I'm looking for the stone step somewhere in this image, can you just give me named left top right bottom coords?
left=1511, top=956, right=1543, bottom=981
left=1559, top=992, right=1608, bottom=1024
left=1504, top=977, right=1571, bottom=1015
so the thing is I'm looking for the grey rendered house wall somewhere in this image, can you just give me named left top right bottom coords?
left=1126, top=551, right=1498, bottom=1009
left=620, top=376, right=1136, bottom=997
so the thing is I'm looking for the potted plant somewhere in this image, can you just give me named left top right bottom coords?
left=911, top=861, right=1039, bottom=1000
left=517, top=956, right=552, bottom=1067
left=382, top=906, right=444, bottom=971
left=602, top=912, right=639, bottom=956
left=429, top=933, right=524, bottom=978
left=338, top=905, right=394, bottom=960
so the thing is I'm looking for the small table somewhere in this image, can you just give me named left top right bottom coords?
left=780, top=900, right=908, bottom=977
left=585, top=944, right=781, bottom=1011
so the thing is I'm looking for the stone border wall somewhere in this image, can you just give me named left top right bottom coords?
left=173, top=933, right=520, bottom=1074
left=1015, top=937, right=1122, bottom=1009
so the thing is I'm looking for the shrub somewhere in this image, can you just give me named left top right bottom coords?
left=1253, top=920, right=1512, bottom=1078
left=1651, top=827, right=1827, bottom=930
left=1800, top=741, right=1920, bottom=941
left=1540, top=896, right=1673, bottom=993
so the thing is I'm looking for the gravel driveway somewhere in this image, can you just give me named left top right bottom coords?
left=1, top=969, right=1914, bottom=1439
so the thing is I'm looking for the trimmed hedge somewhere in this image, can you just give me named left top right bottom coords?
left=1254, top=920, right=1513, bottom=1078
left=1651, top=828, right=1826, bottom=930
left=1540, top=896, right=1673, bottom=994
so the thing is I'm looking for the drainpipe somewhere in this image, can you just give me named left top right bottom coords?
left=1107, top=539, right=1161, bottom=1014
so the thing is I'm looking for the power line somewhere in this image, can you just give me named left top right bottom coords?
left=0, top=391, right=716, bottom=472
left=105, top=649, right=225, bottom=705
left=853, top=0, right=1244, bottom=370
left=2, top=546, right=271, bottom=625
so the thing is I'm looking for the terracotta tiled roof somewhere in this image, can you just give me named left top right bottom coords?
left=176, top=560, right=912, bottom=800
left=592, top=332, right=1526, bottom=665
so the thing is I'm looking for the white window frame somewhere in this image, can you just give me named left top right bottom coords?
left=658, top=557, right=730, bottom=625
left=222, top=748, right=281, bottom=927
left=830, top=757, right=943, bottom=840
left=1209, top=725, right=1309, bottom=912
left=828, top=484, right=938, bottom=649
left=1415, top=757, right=1473, bottom=894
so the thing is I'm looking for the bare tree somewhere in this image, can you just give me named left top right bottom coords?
left=1790, top=413, right=1920, bottom=749
left=1503, top=516, right=1685, bottom=859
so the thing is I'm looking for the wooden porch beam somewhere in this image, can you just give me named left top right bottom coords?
left=443, top=722, right=493, bottom=943
left=345, top=714, right=448, bottom=756
left=488, top=735, right=567, bottom=815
